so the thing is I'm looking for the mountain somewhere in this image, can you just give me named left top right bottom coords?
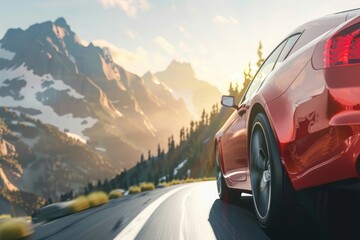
left=59, top=102, right=233, bottom=200
left=0, top=18, right=223, bottom=202
left=141, top=71, right=193, bottom=140
left=0, top=17, right=194, bottom=171
left=0, top=107, right=117, bottom=201
left=155, top=60, right=222, bottom=118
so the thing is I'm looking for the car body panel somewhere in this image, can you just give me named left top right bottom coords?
left=221, top=107, right=248, bottom=182
left=216, top=9, right=360, bottom=192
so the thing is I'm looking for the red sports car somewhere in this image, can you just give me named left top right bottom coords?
left=215, top=8, right=360, bottom=232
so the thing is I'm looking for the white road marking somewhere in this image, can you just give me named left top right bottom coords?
left=114, top=185, right=190, bottom=240
left=179, top=189, right=192, bottom=240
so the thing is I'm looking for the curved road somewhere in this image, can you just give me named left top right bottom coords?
left=31, top=181, right=268, bottom=240
left=30, top=181, right=360, bottom=240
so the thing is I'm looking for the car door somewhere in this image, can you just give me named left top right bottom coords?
left=221, top=39, right=289, bottom=182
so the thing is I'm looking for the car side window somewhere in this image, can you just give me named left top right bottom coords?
left=243, top=40, right=286, bottom=101
left=276, top=33, right=301, bottom=64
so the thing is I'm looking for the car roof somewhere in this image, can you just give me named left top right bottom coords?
left=344, top=8, right=360, bottom=20
left=286, top=8, right=360, bottom=55
left=289, top=8, right=360, bottom=36
left=335, top=8, right=360, bottom=16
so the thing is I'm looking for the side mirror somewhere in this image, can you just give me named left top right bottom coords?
left=221, top=96, right=238, bottom=109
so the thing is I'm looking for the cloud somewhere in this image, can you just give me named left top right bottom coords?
left=178, top=25, right=190, bottom=38
left=99, top=0, right=149, bottom=17
left=92, top=39, right=168, bottom=75
left=198, top=44, right=208, bottom=55
left=153, top=36, right=176, bottom=54
left=179, top=41, right=192, bottom=54
left=93, top=39, right=147, bottom=73
left=213, top=15, right=238, bottom=24
left=179, top=25, right=186, bottom=33
left=126, top=29, right=137, bottom=39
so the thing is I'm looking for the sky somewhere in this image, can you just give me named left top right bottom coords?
left=0, top=0, right=359, bottom=93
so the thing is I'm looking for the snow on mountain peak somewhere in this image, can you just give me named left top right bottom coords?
left=0, top=64, right=96, bottom=141
left=0, top=43, right=15, bottom=61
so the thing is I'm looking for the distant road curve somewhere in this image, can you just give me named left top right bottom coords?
left=33, top=180, right=360, bottom=239
left=31, top=181, right=269, bottom=240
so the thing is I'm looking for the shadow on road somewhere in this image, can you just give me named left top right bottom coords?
left=209, top=189, right=360, bottom=240
left=208, top=196, right=269, bottom=240
left=208, top=195, right=325, bottom=240
left=297, top=187, right=360, bottom=240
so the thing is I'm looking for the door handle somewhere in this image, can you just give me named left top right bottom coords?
left=238, top=109, right=246, bottom=117
left=237, top=104, right=248, bottom=117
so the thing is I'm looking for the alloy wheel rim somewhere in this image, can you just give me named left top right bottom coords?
left=250, top=123, right=271, bottom=220
left=215, top=147, right=222, bottom=196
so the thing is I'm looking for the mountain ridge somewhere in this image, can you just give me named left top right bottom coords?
left=0, top=17, right=222, bottom=203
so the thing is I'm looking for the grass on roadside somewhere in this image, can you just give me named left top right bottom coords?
left=109, top=190, right=124, bottom=199
left=68, top=191, right=109, bottom=213
left=162, top=177, right=216, bottom=187
left=87, top=192, right=109, bottom=207
left=127, top=177, right=216, bottom=194
left=68, top=196, right=90, bottom=213
left=140, top=182, right=155, bottom=192
left=129, top=186, right=141, bottom=194
left=0, top=218, right=33, bottom=240
left=0, top=215, right=11, bottom=220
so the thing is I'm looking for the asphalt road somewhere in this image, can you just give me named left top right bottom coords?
left=30, top=181, right=360, bottom=240
left=30, top=181, right=269, bottom=240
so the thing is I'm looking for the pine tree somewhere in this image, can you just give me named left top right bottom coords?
left=228, top=82, right=234, bottom=95
left=256, top=41, right=264, bottom=68
left=87, top=181, right=94, bottom=193
left=147, top=150, right=151, bottom=161
left=200, top=109, right=206, bottom=126
left=185, top=127, right=189, bottom=140
left=215, top=103, right=219, bottom=113
left=136, top=162, right=140, bottom=172
left=141, top=153, right=145, bottom=165
left=179, top=127, right=185, bottom=142
left=238, top=62, right=253, bottom=100
left=97, top=179, right=102, bottom=190
left=190, top=121, right=194, bottom=134
left=157, top=144, right=161, bottom=158
left=170, top=135, right=175, bottom=150
left=168, top=137, right=171, bottom=151
left=205, top=113, right=209, bottom=126
left=124, top=180, right=128, bottom=190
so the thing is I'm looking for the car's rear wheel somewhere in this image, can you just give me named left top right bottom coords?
left=215, top=145, right=241, bottom=202
left=250, top=113, right=292, bottom=233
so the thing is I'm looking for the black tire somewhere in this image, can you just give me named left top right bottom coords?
left=215, top=145, right=242, bottom=203
left=249, top=113, right=293, bottom=233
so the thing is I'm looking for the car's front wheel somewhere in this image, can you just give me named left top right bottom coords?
left=249, top=113, right=293, bottom=233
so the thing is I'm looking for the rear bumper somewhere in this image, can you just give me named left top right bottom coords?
left=329, top=111, right=360, bottom=126
left=290, top=125, right=360, bottom=190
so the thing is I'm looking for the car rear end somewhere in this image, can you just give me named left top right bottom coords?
left=265, top=10, right=360, bottom=191
left=312, top=13, right=360, bottom=178
left=281, top=12, right=360, bottom=191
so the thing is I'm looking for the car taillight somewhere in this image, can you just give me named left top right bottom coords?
left=324, top=22, right=360, bottom=68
